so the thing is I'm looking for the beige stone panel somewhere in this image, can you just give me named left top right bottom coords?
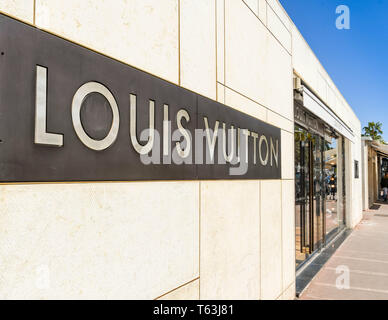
left=282, top=180, right=295, bottom=290
left=200, top=181, right=260, bottom=300
left=318, top=67, right=359, bottom=132
left=316, top=72, right=328, bottom=102
left=0, top=182, right=199, bottom=299
left=267, top=110, right=293, bottom=133
left=282, top=282, right=295, bottom=300
left=327, top=86, right=337, bottom=111
left=0, top=0, right=34, bottom=23
left=281, top=130, right=294, bottom=180
left=217, top=83, right=225, bottom=104
left=351, top=135, right=363, bottom=227
left=266, top=0, right=291, bottom=31
left=225, top=0, right=293, bottom=120
left=292, top=25, right=318, bottom=90
left=266, top=4, right=291, bottom=53
left=260, top=180, right=282, bottom=300
left=346, top=101, right=361, bottom=133
left=225, top=87, right=267, bottom=122
left=330, top=91, right=341, bottom=115
left=347, top=138, right=362, bottom=229
left=292, top=24, right=359, bottom=134
left=35, top=0, right=179, bottom=84
left=216, top=0, right=225, bottom=84
left=243, top=0, right=258, bottom=15
left=258, top=0, right=267, bottom=25
left=344, top=105, right=357, bottom=132
left=158, top=279, right=199, bottom=300
left=180, top=0, right=216, bottom=99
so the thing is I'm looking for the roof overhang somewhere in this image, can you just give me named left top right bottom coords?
left=301, top=86, right=355, bottom=143
left=371, top=141, right=388, bottom=158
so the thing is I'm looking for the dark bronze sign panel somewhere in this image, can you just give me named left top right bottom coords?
left=0, top=14, right=281, bottom=182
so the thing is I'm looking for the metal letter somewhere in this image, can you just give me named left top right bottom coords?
left=176, top=109, right=191, bottom=159
left=163, top=104, right=170, bottom=157
left=204, top=117, right=219, bottom=162
left=236, top=128, right=241, bottom=163
left=242, top=129, right=250, bottom=164
left=259, top=135, right=269, bottom=166
left=270, top=137, right=279, bottom=167
left=130, top=94, right=154, bottom=155
left=72, top=82, right=119, bottom=151
left=222, top=123, right=235, bottom=163
left=251, top=132, right=258, bottom=165
left=34, top=65, right=63, bottom=146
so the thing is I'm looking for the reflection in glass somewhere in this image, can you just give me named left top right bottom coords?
left=313, top=136, right=324, bottom=250
left=324, top=132, right=345, bottom=239
left=294, top=126, right=324, bottom=267
left=324, top=135, right=338, bottom=236
left=295, top=124, right=348, bottom=268
left=295, top=126, right=310, bottom=266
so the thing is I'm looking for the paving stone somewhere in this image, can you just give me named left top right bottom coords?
left=300, top=203, right=388, bottom=300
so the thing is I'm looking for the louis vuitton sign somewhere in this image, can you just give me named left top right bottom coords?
left=0, top=14, right=281, bottom=182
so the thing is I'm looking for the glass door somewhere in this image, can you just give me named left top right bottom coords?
left=295, top=127, right=310, bottom=265
left=295, top=125, right=325, bottom=268
left=313, top=134, right=325, bottom=250
left=324, top=132, right=346, bottom=241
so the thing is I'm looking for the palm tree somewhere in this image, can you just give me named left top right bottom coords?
left=363, top=122, right=385, bottom=143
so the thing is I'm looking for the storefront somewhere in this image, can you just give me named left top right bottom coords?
left=361, top=138, right=388, bottom=208
left=294, top=101, right=347, bottom=268
left=0, top=0, right=363, bottom=300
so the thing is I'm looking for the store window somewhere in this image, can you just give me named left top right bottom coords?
left=294, top=109, right=348, bottom=269
left=323, top=131, right=346, bottom=240
left=295, top=125, right=325, bottom=267
left=381, top=158, right=388, bottom=180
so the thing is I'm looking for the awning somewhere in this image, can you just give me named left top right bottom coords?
left=371, top=141, right=388, bottom=158
left=302, top=86, right=355, bottom=143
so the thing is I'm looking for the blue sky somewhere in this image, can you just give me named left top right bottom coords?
left=279, top=0, right=388, bottom=141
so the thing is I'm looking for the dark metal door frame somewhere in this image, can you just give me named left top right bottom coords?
left=297, top=131, right=325, bottom=256
left=308, top=139, right=314, bottom=253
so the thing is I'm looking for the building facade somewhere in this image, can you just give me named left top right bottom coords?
left=0, top=0, right=362, bottom=299
left=361, top=138, right=388, bottom=210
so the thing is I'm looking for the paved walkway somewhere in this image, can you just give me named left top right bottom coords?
left=300, top=202, right=388, bottom=300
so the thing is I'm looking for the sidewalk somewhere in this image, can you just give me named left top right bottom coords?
left=300, top=202, right=388, bottom=300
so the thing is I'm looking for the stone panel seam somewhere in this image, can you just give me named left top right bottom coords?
left=266, top=0, right=291, bottom=35
left=7, top=13, right=180, bottom=86
left=178, top=0, right=181, bottom=86
left=154, top=277, right=200, bottom=300
left=215, top=0, right=218, bottom=101
left=223, top=0, right=226, bottom=89
left=0, top=9, right=32, bottom=25
left=281, top=181, right=284, bottom=294
left=240, top=0, right=291, bottom=56
left=218, top=82, right=294, bottom=130
left=280, top=281, right=295, bottom=300
left=259, top=180, right=262, bottom=299
left=199, top=181, right=201, bottom=300
left=33, top=0, right=36, bottom=25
